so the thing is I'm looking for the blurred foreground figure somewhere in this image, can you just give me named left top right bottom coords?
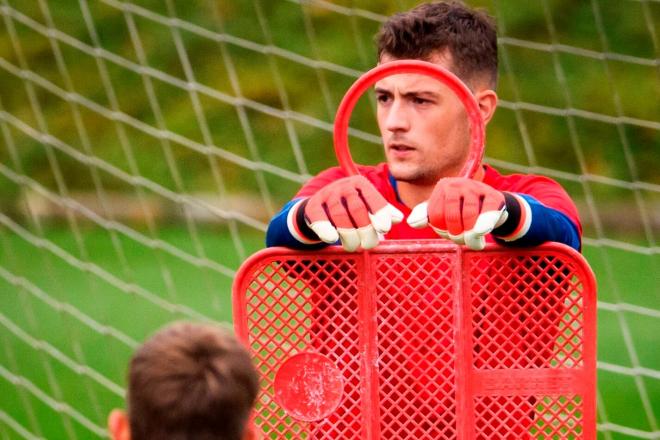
left=108, top=321, right=259, bottom=440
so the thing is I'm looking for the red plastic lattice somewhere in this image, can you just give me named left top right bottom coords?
left=233, top=241, right=596, bottom=439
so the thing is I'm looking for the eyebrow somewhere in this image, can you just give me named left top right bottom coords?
left=374, top=87, right=440, bottom=99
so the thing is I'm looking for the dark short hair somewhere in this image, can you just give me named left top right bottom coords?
left=376, top=1, right=498, bottom=88
left=127, top=322, right=259, bottom=440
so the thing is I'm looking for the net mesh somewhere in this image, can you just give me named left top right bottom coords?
left=0, top=0, right=658, bottom=439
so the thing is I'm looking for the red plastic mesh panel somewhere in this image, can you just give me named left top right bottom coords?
left=469, top=253, right=585, bottom=371
left=375, top=254, right=457, bottom=438
left=233, top=241, right=596, bottom=439
left=474, top=395, right=585, bottom=439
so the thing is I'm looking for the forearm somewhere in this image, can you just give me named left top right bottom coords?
left=492, top=193, right=581, bottom=251
left=265, top=199, right=328, bottom=249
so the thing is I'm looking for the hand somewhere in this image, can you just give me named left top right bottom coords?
left=407, top=178, right=508, bottom=250
left=304, top=175, right=404, bottom=251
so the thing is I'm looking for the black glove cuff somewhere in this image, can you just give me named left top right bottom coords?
left=492, top=192, right=522, bottom=237
left=295, top=198, right=320, bottom=241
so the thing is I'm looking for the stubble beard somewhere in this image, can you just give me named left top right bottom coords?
left=389, top=161, right=443, bottom=186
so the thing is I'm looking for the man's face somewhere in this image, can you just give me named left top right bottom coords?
left=375, top=53, right=472, bottom=185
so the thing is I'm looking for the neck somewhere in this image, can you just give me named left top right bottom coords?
left=397, top=181, right=435, bottom=208
left=395, top=165, right=485, bottom=208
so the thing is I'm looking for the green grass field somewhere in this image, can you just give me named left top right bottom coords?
left=0, top=225, right=657, bottom=439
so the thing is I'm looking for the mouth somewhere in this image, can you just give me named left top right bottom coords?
left=389, top=143, right=415, bottom=152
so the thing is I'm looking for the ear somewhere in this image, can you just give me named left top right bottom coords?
left=474, top=88, right=498, bottom=125
left=108, top=409, right=131, bottom=440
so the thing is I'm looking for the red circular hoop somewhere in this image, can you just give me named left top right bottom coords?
left=333, top=59, right=485, bottom=178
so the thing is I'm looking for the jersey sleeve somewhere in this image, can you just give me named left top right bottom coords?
left=491, top=175, right=582, bottom=251
left=265, top=167, right=347, bottom=249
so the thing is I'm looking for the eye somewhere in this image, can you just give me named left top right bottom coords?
left=413, top=96, right=431, bottom=105
left=376, top=93, right=391, bottom=104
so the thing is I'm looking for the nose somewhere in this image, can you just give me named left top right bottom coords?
left=384, top=99, right=411, bottom=133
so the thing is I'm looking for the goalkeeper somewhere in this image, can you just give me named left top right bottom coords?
left=266, top=0, right=581, bottom=253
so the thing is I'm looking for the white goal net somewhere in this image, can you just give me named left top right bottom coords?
left=0, top=0, right=658, bottom=439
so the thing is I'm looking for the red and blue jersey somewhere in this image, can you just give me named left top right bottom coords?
left=266, top=163, right=582, bottom=251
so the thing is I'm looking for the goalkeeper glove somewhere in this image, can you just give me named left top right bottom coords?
left=294, top=175, right=404, bottom=252
left=407, top=177, right=508, bottom=250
